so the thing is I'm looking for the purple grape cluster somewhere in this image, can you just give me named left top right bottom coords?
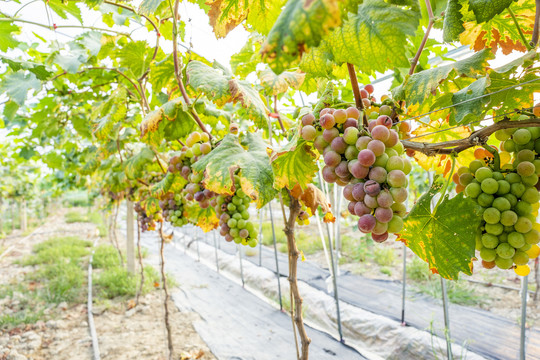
left=159, top=192, right=188, bottom=227
left=134, top=201, right=157, bottom=232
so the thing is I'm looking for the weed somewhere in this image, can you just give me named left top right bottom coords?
left=65, top=210, right=88, bottom=223
left=340, top=234, right=373, bottom=263
left=95, top=266, right=161, bottom=299
left=380, top=267, right=392, bottom=276
left=406, top=257, right=432, bottom=282
left=93, top=244, right=120, bottom=269
left=261, top=222, right=286, bottom=246
left=0, top=310, right=44, bottom=328
left=31, top=261, right=85, bottom=303
left=22, top=236, right=91, bottom=266
left=373, top=247, right=397, bottom=267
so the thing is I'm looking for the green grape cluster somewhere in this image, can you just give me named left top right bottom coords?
left=215, top=176, right=258, bottom=247
left=299, top=84, right=410, bottom=242
left=459, top=149, right=540, bottom=273
left=159, top=192, right=188, bottom=227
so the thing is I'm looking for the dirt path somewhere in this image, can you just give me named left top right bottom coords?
left=0, top=208, right=215, bottom=360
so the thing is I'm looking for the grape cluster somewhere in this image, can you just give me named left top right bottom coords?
left=159, top=192, right=188, bottom=227
left=214, top=176, right=258, bottom=247
left=300, top=85, right=410, bottom=242
left=455, top=141, right=540, bottom=275
left=296, top=204, right=310, bottom=226
left=134, top=201, right=157, bottom=232
left=168, top=131, right=215, bottom=208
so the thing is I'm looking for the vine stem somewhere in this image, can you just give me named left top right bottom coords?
left=508, top=8, right=533, bottom=50
left=402, top=118, right=540, bottom=156
left=346, top=63, right=368, bottom=128
left=0, top=18, right=131, bottom=38
left=409, top=0, right=434, bottom=75
left=434, top=156, right=456, bottom=212
left=283, top=191, right=311, bottom=360
left=158, top=222, right=174, bottom=360
left=169, top=0, right=212, bottom=139
left=532, top=0, right=540, bottom=46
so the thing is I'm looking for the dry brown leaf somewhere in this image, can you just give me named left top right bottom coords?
left=291, top=183, right=335, bottom=223
left=127, top=299, right=136, bottom=310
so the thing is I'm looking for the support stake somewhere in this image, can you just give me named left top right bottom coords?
left=238, top=244, right=245, bottom=288
left=519, top=275, right=529, bottom=360
left=269, top=202, right=283, bottom=311
left=441, top=277, right=453, bottom=360
left=126, top=200, right=135, bottom=274
left=213, top=231, right=220, bottom=273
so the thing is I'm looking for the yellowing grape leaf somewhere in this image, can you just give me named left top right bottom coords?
left=271, top=138, right=319, bottom=191
left=142, top=196, right=161, bottom=216
left=186, top=60, right=269, bottom=128
left=150, top=172, right=176, bottom=199
left=398, top=177, right=483, bottom=280
left=459, top=1, right=535, bottom=55
left=291, top=183, right=335, bottom=223
left=261, top=0, right=341, bottom=74
left=409, top=118, right=474, bottom=174
left=328, top=0, right=419, bottom=74
left=192, top=132, right=277, bottom=208
left=140, top=97, right=196, bottom=147
left=392, top=49, right=493, bottom=105
left=258, top=68, right=305, bottom=96
left=185, top=202, right=219, bottom=232
left=124, top=147, right=154, bottom=180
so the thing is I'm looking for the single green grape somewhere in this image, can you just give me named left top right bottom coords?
left=485, top=223, right=503, bottom=236
left=482, top=233, right=499, bottom=249
left=483, top=207, right=501, bottom=225
left=496, top=243, right=515, bottom=259
left=492, top=197, right=511, bottom=212
left=495, top=256, right=514, bottom=269
left=480, top=248, right=497, bottom=262
left=513, top=251, right=529, bottom=266
left=508, top=231, right=525, bottom=248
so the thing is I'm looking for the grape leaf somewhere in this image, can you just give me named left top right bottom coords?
left=468, top=0, right=514, bottom=23
left=0, top=22, right=20, bottom=52
left=140, top=98, right=196, bottom=147
left=459, top=1, right=535, bottom=54
left=451, top=76, right=490, bottom=125
left=142, top=196, right=161, bottom=216
left=0, top=56, right=51, bottom=80
left=392, top=49, right=493, bottom=105
left=328, top=0, right=419, bottom=75
left=230, top=35, right=263, bottom=78
left=0, top=72, right=41, bottom=105
left=185, top=202, right=219, bottom=232
left=192, top=132, right=277, bottom=208
left=290, top=183, right=335, bottom=223
left=124, top=147, right=154, bottom=180
left=271, top=138, right=319, bottom=191
left=398, top=178, right=483, bottom=280
left=259, top=68, right=305, bottom=96
left=443, top=0, right=465, bottom=42
left=186, top=60, right=269, bottom=128
left=150, top=172, right=176, bottom=198
left=261, top=0, right=341, bottom=74
left=139, top=0, right=165, bottom=15
left=48, top=0, right=83, bottom=23
left=115, top=41, right=154, bottom=79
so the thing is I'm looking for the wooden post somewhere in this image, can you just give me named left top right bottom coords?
left=20, top=199, right=27, bottom=232
left=126, top=200, right=135, bottom=273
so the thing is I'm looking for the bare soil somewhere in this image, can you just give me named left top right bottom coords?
left=0, top=209, right=215, bottom=360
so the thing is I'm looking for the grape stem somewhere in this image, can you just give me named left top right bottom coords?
left=434, top=156, right=456, bottom=212
left=346, top=63, right=368, bottom=128
left=408, top=0, right=434, bottom=75
left=273, top=95, right=286, bottom=132
left=482, top=144, right=501, bottom=171
left=508, top=8, right=533, bottom=51
left=402, top=117, right=540, bottom=156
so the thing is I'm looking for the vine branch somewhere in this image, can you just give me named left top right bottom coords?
left=169, top=0, right=212, bottom=139
left=409, top=0, right=434, bottom=75
left=158, top=222, right=174, bottom=360
left=273, top=95, right=286, bottom=132
left=0, top=18, right=131, bottom=38
left=402, top=118, right=540, bottom=155
left=346, top=63, right=368, bottom=128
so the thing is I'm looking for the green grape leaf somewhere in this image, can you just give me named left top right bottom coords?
left=398, top=178, right=483, bottom=280
left=185, top=202, right=219, bottom=232
left=261, top=0, right=341, bottom=74
left=48, top=0, right=83, bottom=23
left=3, top=101, right=19, bottom=122
left=259, top=68, right=305, bottom=96
left=151, top=172, right=176, bottom=198
left=230, top=35, right=263, bottom=78
left=124, top=147, right=155, bottom=180
left=139, top=0, right=165, bottom=15
left=0, top=22, right=20, bottom=52
left=328, top=0, right=419, bottom=75
left=44, top=152, right=63, bottom=170
left=443, top=0, right=465, bottom=42
left=192, top=132, right=277, bottom=208
left=0, top=72, right=41, bottom=105
left=80, top=158, right=99, bottom=175
left=115, top=41, right=153, bottom=79
left=0, top=56, right=52, bottom=80
left=142, top=196, right=161, bottom=216
left=451, top=76, right=489, bottom=125
left=186, top=60, right=269, bottom=128
left=271, top=138, right=319, bottom=191
left=140, top=98, right=196, bottom=147
left=78, top=31, right=103, bottom=56
left=468, top=0, right=514, bottom=23
left=392, top=49, right=493, bottom=105
left=186, top=61, right=231, bottom=106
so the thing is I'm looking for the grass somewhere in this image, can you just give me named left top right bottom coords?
left=95, top=266, right=161, bottom=299
left=93, top=244, right=121, bottom=269
left=406, top=257, right=432, bottom=282
left=278, top=230, right=322, bottom=255
left=261, top=222, right=286, bottom=246
left=65, top=210, right=89, bottom=223
left=31, top=261, right=86, bottom=303
left=339, top=234, right=373, bottom=263
left=63, top=191, right=92, bottom=207
left=22, top=236, right=92, bottom=266
left=373, top=247, right=397, bottom=267
left=0, top=310, right=44, bottom=328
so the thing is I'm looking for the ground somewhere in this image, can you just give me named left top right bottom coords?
left=0, top=208, right=215, bottom=360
